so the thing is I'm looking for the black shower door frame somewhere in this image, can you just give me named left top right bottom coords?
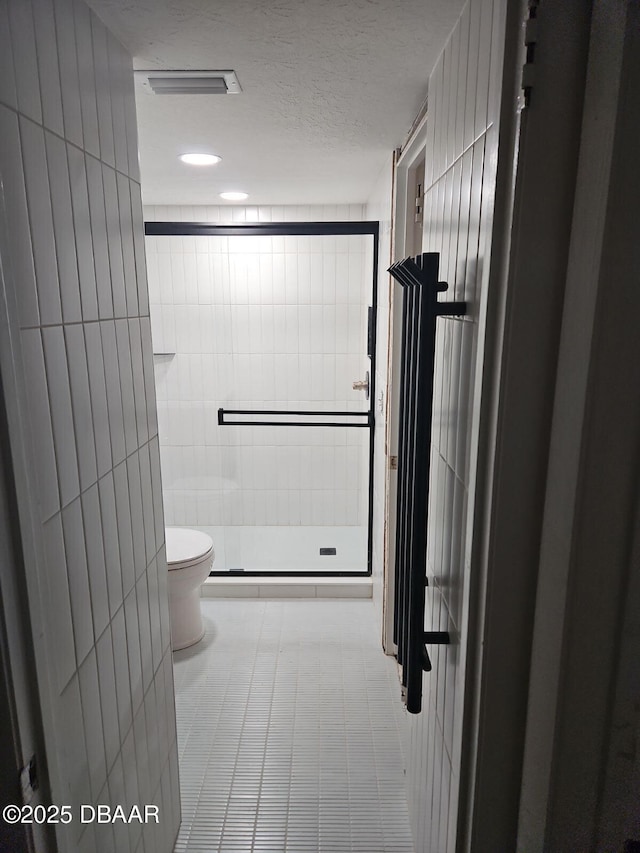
left=144, top=219, right=379, bottom=577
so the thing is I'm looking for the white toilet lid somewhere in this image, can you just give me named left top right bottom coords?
left=165, top=527, right=213, bottom=568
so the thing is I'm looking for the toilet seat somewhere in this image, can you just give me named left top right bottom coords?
left=165, top=527, right=214, bottom=571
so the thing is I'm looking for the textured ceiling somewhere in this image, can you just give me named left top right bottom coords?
left=87, top=0, right=464, bottom=205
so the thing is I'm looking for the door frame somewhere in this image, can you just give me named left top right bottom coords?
left=145, top=219, right=379, bottom=576
left=382, top=116, right=428, bottom=653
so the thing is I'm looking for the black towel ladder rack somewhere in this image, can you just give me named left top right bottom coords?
left=388, top=252, right=466, bottom=714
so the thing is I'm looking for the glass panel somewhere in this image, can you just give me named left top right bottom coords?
left=147, top=228, right=374, bottom=574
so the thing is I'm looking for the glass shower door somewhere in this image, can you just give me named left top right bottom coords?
left=147, top=223, right=377, bottom=575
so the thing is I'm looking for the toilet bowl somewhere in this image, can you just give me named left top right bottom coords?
left=165, top=527, right=214, bottom=650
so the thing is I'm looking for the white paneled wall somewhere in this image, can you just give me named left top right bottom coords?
left=404, top=0, right=505, bottom=851
left=365, top=158, right=394, bottom=603
left=0, top=2, right=179, bottom=852
left=145, top=205, right=372, bottom=535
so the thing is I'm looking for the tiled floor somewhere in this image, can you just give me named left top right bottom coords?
left=172, top=599, right=414, bottom=852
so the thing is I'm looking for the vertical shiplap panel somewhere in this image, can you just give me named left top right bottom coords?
left=0, top=2, right=180, bottom=850
left=129, top=319, right=148, bottom=445
left=449, top=160, right=463, bottom=299
left=442, top=168, right=454, bottom=285
left=455, top=4, right=471, bottom=157
left=101, top=320, right=126, bottom=465
left=33, top=0, right=64, bottom=135
left=85, top=324, right=113, bottom=478
left=74, top=0, right=100, bottom=159
left=0, top=106, right=40, bottom=327
left=0, top=3, right=18, bottom=110
left=118, top=173, right=139, bottom=316
left=84, top=152, right=113, bottom=319
left=55, top=674, right=90, bottom=847
left=474, top=0, right=494, bottom=138
left=115, top=318, right=138, bottom=456
left=465, top=138, right=486, bottom=307
left=122, top=60, right=139, bottom=184
left=102, top=163, right=127, bottom=316
left=81, top=484, right=110, bottom=640
left=41, top=514, right=76, bottom=688
left=19, top=329, right=59, bottom=519
left=91, top=11, right=115, bottom=168
left=447, top=24, right=460, bottom=171
left=42, top=326, right=79, bottom=504
left=405, top=1, right=506, bottom=851
left=106, top=31, right=128, bottom=175
left=98, top=472, right=123, bottom=617
left=61, top=497, right=94, bottom=664
left=7, top=0, right=42, bottom=123
left=65, top=324, right=98, bottom=490
left=20, top=117, right=62, bottom=325
left=456, top=149, right=473, bottom=299
left=46, top=132, right=83, bottom=323
left=126, top=453, right=146, bottom=572
left=77, top=648, right=106, bottom=800
left=68, top=144, right=100, bottom=321
left=53, top=0, right=83, bottom=147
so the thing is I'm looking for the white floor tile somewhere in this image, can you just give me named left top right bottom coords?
left=172, top=600, right=413, bottom=852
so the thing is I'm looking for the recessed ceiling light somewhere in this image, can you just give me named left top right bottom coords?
left=219, top=191, right=248, bottom=201
left=180, top=153, right=221, bottom=166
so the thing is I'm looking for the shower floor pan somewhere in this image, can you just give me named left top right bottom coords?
left=190, top=525, right=368, bottom=575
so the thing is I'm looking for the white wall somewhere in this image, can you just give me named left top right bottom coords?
left=0, top=2, right=179, bottom=851
left=145, top=205, right=373, bottom=567
left=401, top=0, right=505, bottom=850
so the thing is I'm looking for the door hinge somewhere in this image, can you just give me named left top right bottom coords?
left=521, top=2, right=540, bottom=107
left=20, top=755, right=38, bottom=804
left=390, top=455, right=398, bottom=470
left=414, top=182, right=423, bottom=224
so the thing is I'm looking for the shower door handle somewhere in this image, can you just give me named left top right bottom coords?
left=352, top=371, right=370, bottom=400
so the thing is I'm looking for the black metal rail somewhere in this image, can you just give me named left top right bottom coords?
left=217, top=408, right=371, bottom=427
left=389, top=252, right=466, bottom=714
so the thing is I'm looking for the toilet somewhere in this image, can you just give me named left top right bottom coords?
left=165, top=527, right=214, bottom=650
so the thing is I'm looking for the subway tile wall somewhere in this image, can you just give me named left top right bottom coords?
left=144, top=205, right=372, bottom=532
left=404, top=0, right=506, bottom=850
left=0, top=2, right=179, bottom=851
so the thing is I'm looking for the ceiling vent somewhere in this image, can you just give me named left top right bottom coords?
left=139, top=70, right=242, bottom=95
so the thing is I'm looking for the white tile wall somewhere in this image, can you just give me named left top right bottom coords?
left=403, top=1, right=505, bottom=851
left=145, top=204, right=367, bottom=224
left=146, top=205, right=373, bottom=539
left=0, top=2, right=179, bottom=850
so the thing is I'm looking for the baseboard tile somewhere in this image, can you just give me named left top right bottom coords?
left=201, top=576, right=373, bottom=599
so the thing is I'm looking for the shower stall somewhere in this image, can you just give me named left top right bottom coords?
left=146, top=219, right=378, bottom=575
